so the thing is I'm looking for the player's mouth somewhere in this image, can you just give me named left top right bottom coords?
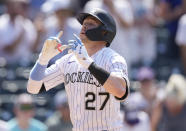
left=80, top=30, right=86, bottom=34
left=80, top=32, right=86, bottom=37
left=80, top=32, right=85, bottom=35
left=80, top=28, right=88, bottom=34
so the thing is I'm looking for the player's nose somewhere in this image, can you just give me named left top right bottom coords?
left=82, top=24, right=88, bottom=32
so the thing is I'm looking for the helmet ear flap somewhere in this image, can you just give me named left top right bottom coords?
left=102, top=31, right=111, bottom=47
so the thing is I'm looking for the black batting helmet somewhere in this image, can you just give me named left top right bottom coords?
left=77, top=8, right=116, bottom=47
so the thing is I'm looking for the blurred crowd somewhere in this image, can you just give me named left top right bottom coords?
left=0, top=0, right=186, bottom=131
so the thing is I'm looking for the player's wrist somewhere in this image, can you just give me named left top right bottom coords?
left=30, top=61, right=47, bottom=81
left=88, top=62, right=110, bottom=85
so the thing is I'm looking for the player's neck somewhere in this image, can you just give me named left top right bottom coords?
left=84, top=42, right=105, bottom=56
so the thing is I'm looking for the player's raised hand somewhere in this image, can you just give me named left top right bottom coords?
left=68, top=34, right=93, bottom=68
left=38, top=31, right=68, bottom=65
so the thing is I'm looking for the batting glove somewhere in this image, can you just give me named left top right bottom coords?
left=38, top=31, right=69, bottom=65
left=68, top=34, right=93, bottom=68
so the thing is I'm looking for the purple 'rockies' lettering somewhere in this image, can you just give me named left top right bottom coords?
left=64, top=72, right=102, bottom=87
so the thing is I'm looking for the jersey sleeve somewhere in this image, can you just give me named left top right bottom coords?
left=43, top=59, right=65, bottom=91
left=107, top=54, right=130, bottom=100
left=108, top=55, right=130, bottom=87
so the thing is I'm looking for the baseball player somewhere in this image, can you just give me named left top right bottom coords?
left=27, top=8, right=130, bottom=131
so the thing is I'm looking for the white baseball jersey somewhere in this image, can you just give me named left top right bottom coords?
left=43, top=47, right=130, bottom=131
